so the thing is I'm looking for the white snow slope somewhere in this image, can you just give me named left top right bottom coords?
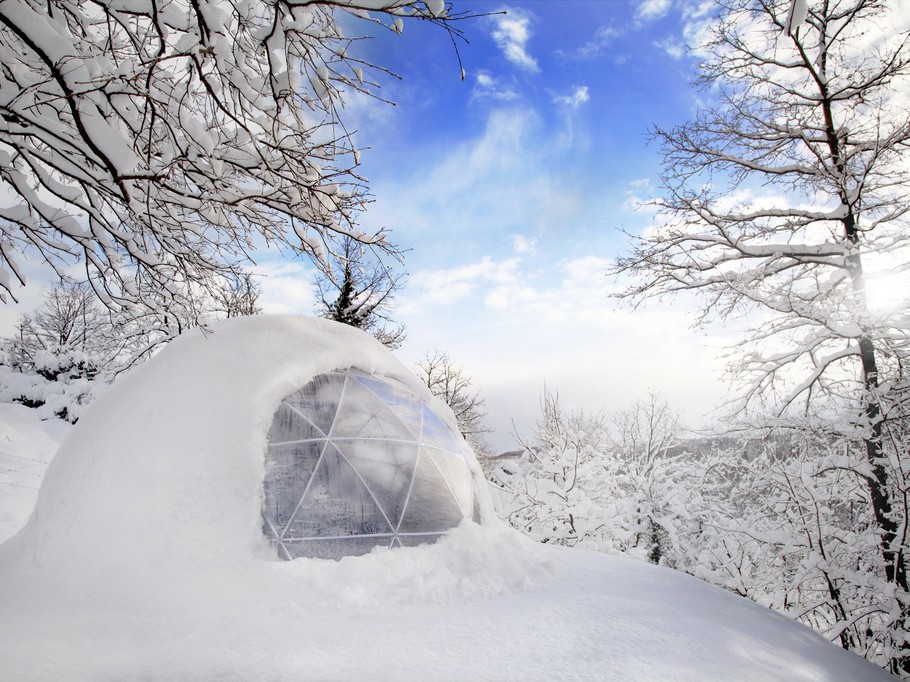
left=0, top=316, right=894, bottom=680
left=0, top=403, right=69, bottom=543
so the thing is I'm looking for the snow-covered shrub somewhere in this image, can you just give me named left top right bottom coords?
left=0, top=344, right=108, bottom=422
left=1, top=277, right=265, bottom=422
left=0, top=284, right=120, bottom=422
left=692, top=427, right=910, bottom=673
left=498, top=390, right=612, bottom=549
left=500, top=390, right=701, bottom=564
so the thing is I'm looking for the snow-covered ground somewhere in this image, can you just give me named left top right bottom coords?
left=0, top=317, right=894, bottom=680
left=0, top=403, right=69, bottom=544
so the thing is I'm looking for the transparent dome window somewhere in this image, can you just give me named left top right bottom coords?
left=262, top=368, right=478, bottom=560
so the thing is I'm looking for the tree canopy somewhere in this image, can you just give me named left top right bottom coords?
left=612, top=0, right=910, bottom=672
left=0, top=0, right=463, bottom=322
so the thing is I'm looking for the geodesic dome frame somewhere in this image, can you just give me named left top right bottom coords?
left=262, top=367, right=479, bottom=560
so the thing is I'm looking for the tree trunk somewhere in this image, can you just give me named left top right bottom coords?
left=847, top=232, right=909, bottom=673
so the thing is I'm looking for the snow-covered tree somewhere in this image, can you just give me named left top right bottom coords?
left=1, top=282, right=119, bottom=420
left=684, top=427, right=910, bottom=670
left=0, top=271, right=264, bottom=420
left=316, top=236, right=406, bottom=348
left=0, top=0, right=465, bottom=324
left=502, top=389, right=613, bottom=548
left=414, top=350, right=489, bottom=452
left=610, top=391, right=693, bottom=566
left=498, top=385, right=910, bottom=670
left=611, top=1, right=910, bottom=670
left=211, top=271, right=263, bottom=319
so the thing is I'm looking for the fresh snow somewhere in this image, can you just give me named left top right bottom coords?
left=0, top=403, right=69, bottom=544
left=0, top=316, right=894, bottom=680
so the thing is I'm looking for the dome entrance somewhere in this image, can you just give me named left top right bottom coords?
left=262, top=368, right=477, bottom=560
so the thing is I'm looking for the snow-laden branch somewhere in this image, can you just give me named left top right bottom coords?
left=612, top=0, right=910, bottom=426
left=0, top=0, right=471, bottom=321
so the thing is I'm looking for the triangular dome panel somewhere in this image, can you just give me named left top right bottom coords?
left=282, top=443, right=394, bottom=539
left=330, top=377, right=414, bottom=441
left=268, top=402, right=325, bottom=444
left=419, top=405, right=462, bottom=453
left=353, top=375, right=424, bottom=437
left=397, top=449, right=466, bottom=534
left=262, top=441, right=323, bottom=533
left=335, top=439, right=419, bottom=529
left=282, top=372, right=346, bottom=436
left=423, top=446, right=475, bottom=518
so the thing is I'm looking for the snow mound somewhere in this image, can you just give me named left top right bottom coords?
left=0, top=404, right=69, bottom=543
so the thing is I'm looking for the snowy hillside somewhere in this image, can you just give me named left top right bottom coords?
left=0, top=317, right=893, bottom=680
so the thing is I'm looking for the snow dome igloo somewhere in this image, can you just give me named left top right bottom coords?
left=0, top=316, right=492, bottom=571
left=263, top=367, right=479, bottom=560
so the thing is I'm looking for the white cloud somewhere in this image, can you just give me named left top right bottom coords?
left=635, top=0, right=672, bottom=23
left=655, top=36, right=686, bottom=60
left=254, top=260, right=318, bottom=315
left=622, top=196, right=659, bottom=214
left=553, top=85, right=590, bottom=110
left=491, top=7, right=539, bottom=72
left=682, top=0, right=714, bottom=21
left=512, top=235, right=537, bottom=255
left=559, top=25, right=622, bottom=60
left=471, top=70, right=518, bottom=103
left=404, top=255, right=616, bottom=324
left=621, top=178, right=660, bottom=214
left=402, top=257, right=525, bottom=313
left=393, top=254, right=733, bottom=451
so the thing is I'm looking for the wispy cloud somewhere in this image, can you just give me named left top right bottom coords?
left=558, top=25, right=622, bottom=60
left=654, top=36, right=687, bottom=60
left=402, top=254, right=615, bottom=321
left=512, top=235, right=537, bottom=255
left=402, top=257, right=523, bottom=312
left=254, top=260, right=318, bottom=315
left=635, top=0, right=672, bottom=23
left=622, top=178, right=660, bottom=214
left=471, top=70, right=519, bottom=102
left=491, top=7, right=539, bottom=72
left=395, top=251, right=732, bottom=450
left=553, top=85, right=590, bottom=110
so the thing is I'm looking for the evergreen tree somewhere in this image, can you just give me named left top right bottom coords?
left=316, top=237, right=406, bottom=349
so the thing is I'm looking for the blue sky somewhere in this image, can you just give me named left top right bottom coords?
left=309, top=0, right=738, bottom=450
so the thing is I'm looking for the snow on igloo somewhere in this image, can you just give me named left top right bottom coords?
left=263, top=367, right=480, bottom=560
left=1, top=316, right=491, bottom=570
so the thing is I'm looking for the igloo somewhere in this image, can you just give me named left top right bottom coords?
left=0, top=315, right=493, bottom=571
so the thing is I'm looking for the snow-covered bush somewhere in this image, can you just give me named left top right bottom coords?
left=498, top=389, right=612, bottom=549
left=0, top=345, right=107, bottom=422
left=0, top=284, right=121, bottom=421
left=500, top=390, right=700, bottom=564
